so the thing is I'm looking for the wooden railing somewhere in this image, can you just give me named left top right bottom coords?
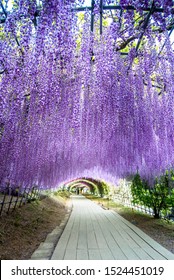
left=0, top=186, right=40, bottom=216
left=112, top=193, right=173, bottom=220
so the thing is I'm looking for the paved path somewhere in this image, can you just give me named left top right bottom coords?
left=51, top=195, right=174, bottom=260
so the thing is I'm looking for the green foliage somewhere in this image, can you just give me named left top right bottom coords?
left=97, top=181, right=109, bottom=198
left=131, top=173, right=150, bottom=206
left=102, top=181, right=109, bottom=196
left=90, top=185, right=97, bottom=195
left=0, top=26, right=5, bottom=40
left=54, top=189, right=71, bottom=199
left=43, top=189, right=52, bottom=196
left=131, top=171, right=174, bottom=218
left=78, top=12, right=85, bottom=23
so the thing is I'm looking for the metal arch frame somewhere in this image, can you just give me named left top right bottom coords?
left=75, top=0, right=174, bottom=55
left=81, top=0, right=172, bottom=53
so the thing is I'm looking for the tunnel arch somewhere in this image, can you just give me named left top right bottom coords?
left=64, top=177, right=109, bottom=197
left=69, top=181, right=95, bottom=194
left=70, top=182, right=91, bottom=194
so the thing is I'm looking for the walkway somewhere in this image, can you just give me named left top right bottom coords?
left=51, top=195, right=174, bottom=260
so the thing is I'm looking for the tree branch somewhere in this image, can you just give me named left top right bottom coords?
left=136, top=1, right=155, bottom=52
left=115, top=35, right=138, bottom=51
left=0, top=0, right=7, bottom=17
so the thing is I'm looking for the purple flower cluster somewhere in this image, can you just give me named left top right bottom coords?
left=0, top=0, right=174, bottom=190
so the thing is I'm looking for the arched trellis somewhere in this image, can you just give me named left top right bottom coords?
left=63, top=177, right=109, bottom=196
left=0, top=0, right=174, bottom=190
left=0, top=0, right=173, bottom=83
left=0, top=0, right=173, bottom=56
left=65, top=178, right=99, bottom=194
left=69, top=182, right=92, bottom=193
left=75, top=0, right=171, bottom=38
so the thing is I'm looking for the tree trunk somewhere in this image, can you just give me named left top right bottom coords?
left=153, top=208, right=160, bottom=219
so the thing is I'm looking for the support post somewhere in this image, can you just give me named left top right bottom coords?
left=100, top=0, right=103, bottom=35
left=7, top=193, right=14, bottom=214
left=0, top=191, right=6, bottom=216
left=91, top=0, right=95, bottom=32
left=19, top=186, right=27, bottom=207
left=13, top=187, right=21, bottom=211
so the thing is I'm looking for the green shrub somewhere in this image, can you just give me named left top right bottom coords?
left=131, top=171, right=174, bottom=218
left=54, top=189, right=71, bottom=199
left=96, top=181, right=109, bottom=197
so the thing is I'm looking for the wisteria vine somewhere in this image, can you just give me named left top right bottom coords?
left=0, top=0, right=174, bottom=190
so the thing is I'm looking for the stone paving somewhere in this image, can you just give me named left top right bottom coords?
left=31, top=195, right=174, bottom=260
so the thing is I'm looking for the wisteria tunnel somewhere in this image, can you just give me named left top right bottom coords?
left=65, top=177, right=104, bottom=194
left=0, top=1, right=174, bottom=209
left=1, top=0, right=174, bottom=261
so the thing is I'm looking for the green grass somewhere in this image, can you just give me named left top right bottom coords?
left=53, top=190, right=71, bottom=199
left=84, top=194, right=122, bottom=209
left=84, top=194, right=174, bottom=226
